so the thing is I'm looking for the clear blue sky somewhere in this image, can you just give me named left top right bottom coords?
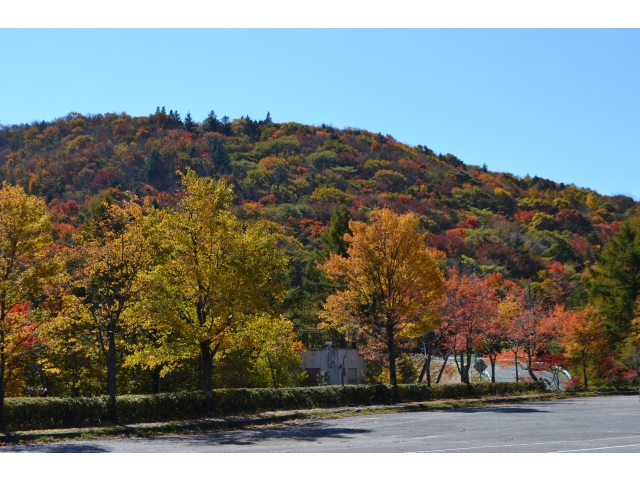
left=1, top=29, right=638, bottom=198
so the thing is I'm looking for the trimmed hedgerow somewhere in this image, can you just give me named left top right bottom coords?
left=4, top=391, right=207, bottom=431
left=3, top=382, right=544, bottom=431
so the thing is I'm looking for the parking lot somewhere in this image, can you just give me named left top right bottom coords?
left=3, top=395, right=638, bottom=453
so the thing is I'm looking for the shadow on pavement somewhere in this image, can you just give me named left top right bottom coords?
left=1, top=442, right=109, bottom=453
left=454, top=406, right=549, bottom=414
left=144, top=422, right=372, bottom=447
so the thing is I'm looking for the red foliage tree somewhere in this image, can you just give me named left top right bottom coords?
left=465, top=217, right=480, bottom=229
left=1, top=302, right=41, bottom=394
left=438, top=272, right=498, bottom=384
left=505, top=295, right=565, bottom=383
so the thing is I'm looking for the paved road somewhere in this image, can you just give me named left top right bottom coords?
left=2, top=395, right=639, bottom=453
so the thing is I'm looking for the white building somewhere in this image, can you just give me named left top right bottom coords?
left=301, top=342, right=366, bottom=385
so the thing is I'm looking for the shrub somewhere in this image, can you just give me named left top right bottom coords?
left=253, top=136, right=300, bottom=158
left=4, top=392, right=207, bottom=431
left=310, top=186, right=350, bottom=204
left=3, top=382, right=544, bottom=431
left=307, top=151, right=339, bottom=170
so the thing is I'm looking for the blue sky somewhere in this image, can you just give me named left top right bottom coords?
left=1, top=29, right=638, bottom=198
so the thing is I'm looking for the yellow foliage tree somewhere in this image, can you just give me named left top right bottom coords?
left=40, top=295, right=105, bottom=397
left=319, top=208, right=444, bottom=386
left=0, top=183, right=55, bottom=429
left=244, top=314, right=304, bottom=388
left=126, top=169, right=288, bottom=404
left=65, top=197, right=161, bottom=419
left=560, top=306, right=607, bottom=388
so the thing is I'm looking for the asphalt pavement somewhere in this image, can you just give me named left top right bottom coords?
left=2, top=395, right=639, bottom=453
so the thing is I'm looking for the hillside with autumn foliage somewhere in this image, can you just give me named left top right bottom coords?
left=2, top=110, right=635, bottom=305
left=1, top=109, right=639, bottom=406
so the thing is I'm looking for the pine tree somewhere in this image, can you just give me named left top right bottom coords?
left=587, top=218, right=640, bottom=343
left=144, top=149, right=163, bottom=186
left=221, top=116, right=232, bottom=136
left=321, top=205, right=353, bottom=257
left=184, top=112, right=195, bottom=133
left=203, top=110, right=220, bottom=133
left=207, top=136, right=230, bottom=174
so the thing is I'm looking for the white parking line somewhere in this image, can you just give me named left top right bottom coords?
left=412, top=435, right=640, bottom=452
left=553, top=444, right=640, bottom=453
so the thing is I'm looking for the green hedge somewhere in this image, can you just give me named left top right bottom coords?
left=3, top=382, right=544, bottom=431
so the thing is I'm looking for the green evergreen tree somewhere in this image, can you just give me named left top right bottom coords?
left=221, top=116, right=232, bottom=136
left=207, top=135, right=230, bottom=174
left=184, top=112, right=195, bottom=132
left=203, top=110, right=220, bottom=133
left=321, top=205, right=353, bottom=257
left=144, top=149, right=163, bottom=186
left=587, top=218, right=640, bottom=343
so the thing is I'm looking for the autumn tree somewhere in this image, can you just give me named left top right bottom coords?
left=128, top=169, right=288, bottom=406
left=505, top=290, right=563, bottom=384
left=560, top=306, right=607, bottom=388
left=319, top=208, right=444, bottom=386
left=0, top=183, right=55, bottom=430
left=243, top=314, right=304, bottom=388
left=438, top=272, right=498, bottom=384
left=481, top=273, right=520, bottom=382
left=65, top=197, right=160, bottom=421
left=39, top=295, right=105, bottom=397
left=498, top=291, right=527, bottom=382
left=480, top=314, right=508, bottom=383
left=416, top=330, right=437, bottom=386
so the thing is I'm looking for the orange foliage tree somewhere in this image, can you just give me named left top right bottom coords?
left=496, top=291, right=527, bottom=382
left=560, top=306, right=607, bottom=388
left=482, top=273, right=521, bottom=382
left=503, top=290, right=564, bottom=383
left=438, top=272, right=498, bottom=384
left=319, top=208, right=444, bottom=386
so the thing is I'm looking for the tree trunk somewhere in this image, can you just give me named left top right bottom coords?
left=0, top=307, right=6, bottom=431
left=200, top=342, right=214, bottom=410
left=0, top=386, right=4, bottom=431
left=425, top=346, right=433, bottom=387
left=152, top=366, right=161, bottom=394
left=514, top=352, right=519, bottom=383
left=417, top=358, right=428, bottom=384
left=387, top=326, right=397, bottom=387
left=417, top=339, right=433, bottom=386
left=436, top=353, right=450, bottom=384
left=266, top=352, right=278, bottom=389
left=489, top=353, right=496, bottom=383
left=107, top=328, right=118, bottom=423
left=458, top=351, right=467, bottom=383
left=71, top=356, right=79, bottom=397
left=526, top=350, right=539, bottom=382
left=464, top=351, right=472, bottom=384
left=582, top=352, right=588, bottom=389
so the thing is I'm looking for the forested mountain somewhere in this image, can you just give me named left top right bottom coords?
left=1, top=109, right=636, bottom=348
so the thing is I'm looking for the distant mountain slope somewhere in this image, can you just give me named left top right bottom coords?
left=1, top=110, right=636, bottom=312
